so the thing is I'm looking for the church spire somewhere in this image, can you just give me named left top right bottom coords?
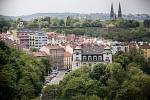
left=110, top=3, right=115, bottom=20
left=118, top=2, right=122, bottom=18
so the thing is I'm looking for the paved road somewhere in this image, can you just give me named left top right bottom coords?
left=48, top=70, right=66, bottom=85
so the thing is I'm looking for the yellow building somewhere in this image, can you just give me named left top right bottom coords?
left=138, top=43, right=150, bottom=59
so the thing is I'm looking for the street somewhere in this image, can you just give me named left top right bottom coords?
left=47, top=70, right=66, bottom=85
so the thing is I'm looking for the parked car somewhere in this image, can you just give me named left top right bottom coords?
left=52, top=70, right=59, bottom=75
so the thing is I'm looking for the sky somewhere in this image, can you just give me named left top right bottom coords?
left=0, top=0, right=150, bottom=16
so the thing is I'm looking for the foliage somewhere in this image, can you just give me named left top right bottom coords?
left=0, top=18, right=11, bottom=33
left=0, top=41, right=46, bottom=100
left=42, top=51, right=150, bottom=100
left=144, top=19, right=150, bottom=27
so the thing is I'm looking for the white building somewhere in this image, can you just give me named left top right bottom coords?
left=111, top=42, right=129, bottom=55
left=34, top=32, right=48, bottom=49
left=72, top=44, right=112, bottom=70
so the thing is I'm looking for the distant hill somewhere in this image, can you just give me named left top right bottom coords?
left=0, top=13, right=150, bottom=21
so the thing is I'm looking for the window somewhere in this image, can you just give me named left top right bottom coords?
left=98, top=56, right=102, bottom=61
left=76, top=62, right=79, bottom=67
left=76, top=52, right=79, bottom=55
left=88, top=56, right=92, bottom=61
left=76, top=57, right=79, bottom=61
left=93, top=56, right=97, bottom=61
left=105, top=57, right=110, bottom=62
left=83, top=56, right=87, bottom=61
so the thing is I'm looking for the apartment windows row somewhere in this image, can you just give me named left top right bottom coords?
left=82, top=55, right=102, bottom=61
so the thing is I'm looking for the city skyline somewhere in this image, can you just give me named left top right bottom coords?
left=0, top=0, right=150, bottom=16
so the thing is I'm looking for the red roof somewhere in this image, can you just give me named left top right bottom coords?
left=64, top=51, right=72, bottom=57
left=138, top=43, right=150, bottom=49
left=46, top=45, right=64, bottom=49
left=32, top=51, right=47, bottom=57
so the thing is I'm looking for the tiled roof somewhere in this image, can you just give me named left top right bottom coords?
left=32, top=51, right=47, bottom=57
left=45, top=45, right=64, bottom=49
left=64, top=51, right=72, bottom=57
left=138, top=43, right=150, bottom=49
left=82, top=44, right=104, bottom=55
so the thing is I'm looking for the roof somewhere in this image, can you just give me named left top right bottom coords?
left=82, top=44, right=104, bottom=55
left=45, top=45, right=64, bottom=50
left=32, top=51, right=47, bottom=57
left=64, top=51, right=72, bottom=57
left=138, top=43, right=150, bottom=49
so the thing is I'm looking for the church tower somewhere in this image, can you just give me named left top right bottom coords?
left=110, top=3, right=115, bottom=20
left=118, top=2, right=122, bottom=18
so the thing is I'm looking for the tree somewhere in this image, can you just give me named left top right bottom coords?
left=42, top=84, right=61, bottom=100
left=0, top=41, right=46, bottom=100
left=144, top=19, right=150, bottom=27
left=113, top=51, right=130, bottom=70
left=66, top=16, right=71, bottom=26
left=90, top=63, right=110, bottom=85
left=0, top=18, right=11, bottom=33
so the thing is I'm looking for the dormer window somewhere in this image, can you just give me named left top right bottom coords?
left=93, top=56, right=97, bottom=61
left=105, top=57, right=110, bottom=62
left=88, top=56, right=92, bottom=61
left=98, top=56, right=102, bottom=61
left=83, top=56, right=87, bottom=61
left=76, top=52, right=79, bottom=55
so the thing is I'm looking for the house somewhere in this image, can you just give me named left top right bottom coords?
left=34, top=32, right=48, bottom=49
left=47, top=32, right=66, bottom=45
left=72, top=44, right=112, bottom=70
left=40, top=45, right=64, bottom=70
left=16, top=29, right=48, bottom=49
left=111, top=42, right=129, bottom=55
left=137, top=42, right=150, bottom=59
left=64, top=51, right=72, bottom=70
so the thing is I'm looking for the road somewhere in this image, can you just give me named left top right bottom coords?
left=48, top=70, right=66, bottom=85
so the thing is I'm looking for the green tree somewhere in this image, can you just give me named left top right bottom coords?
left=66, top=16, right=71, bottom=26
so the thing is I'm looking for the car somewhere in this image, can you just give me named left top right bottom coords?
left=67, top=69, right=72, bottom=72
left=52, top=70, right=59, bottom=75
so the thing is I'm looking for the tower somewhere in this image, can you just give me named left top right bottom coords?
left=103, top=46, right=112, bottom=64
left=118, top=2, right=122, bottom=18
left=72, top=46, right=82, bottom=70
left=110, top=3, right=115, bottom=20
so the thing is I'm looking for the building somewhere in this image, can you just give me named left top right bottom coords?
left=64, top=51, right=72, bottom=70
left=72, top=44, right=112, bottom=70
left=137, top=42, right=150, bottom=59
left=32, top=51, right=47, bottom=59
left=110, top=2, right=122, bottom=20
left=118, top=2, right=122, bottom=18
left=47, top=32, right=66, bottom=45
left=111, top=42, right=129, bottom=55
left=40, top=45, right=64, bottom=70
left=16, top=29, right=47, bottom=49
left=110, top=3, right=115, bottom=20
left=34, top=32, right=48, bottom=49
left=72, top=46, right=82, bottom=70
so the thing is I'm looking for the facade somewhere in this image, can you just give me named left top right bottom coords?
left=34, top=32, right=48, bottom=49
left=137, top=42, right=150, bottom=59
left=40, top=45, right=64, bottom=70
left=17, top=29, right=30, bottom=49
left=72, top=46, right=82, bottom=70
left=72, top=44, right=112, bottom=70
left=111, top=42, right=129, bottom=55
left=64, top=52, right=72, bottom=70
left=16, top=29, right=47, bottom=49
left=47, top=32, right=66, bottom=45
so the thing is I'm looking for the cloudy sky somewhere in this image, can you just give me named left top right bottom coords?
left=0, top=0, right=150, bottom=16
